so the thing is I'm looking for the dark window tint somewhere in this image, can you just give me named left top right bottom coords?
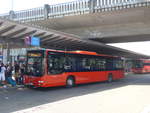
left=27, top=57, right=43, bottom=76
left=113, top=60, right=123, bottom=69
left=48, top=55, right=65, bottom=75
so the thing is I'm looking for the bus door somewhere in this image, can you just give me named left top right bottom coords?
left=47, top=53, right=66, bottom=85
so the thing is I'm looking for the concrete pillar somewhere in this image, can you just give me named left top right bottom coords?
left=89, top=0, right=97, bottom=13
left=9, top=10, right=15, bottom=20
left=44, top=4, right=50, bottom=19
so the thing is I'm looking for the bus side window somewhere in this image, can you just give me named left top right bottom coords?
left=64, top=57, right=76, bottom=71
left=96, top=59, right=106, bottom=70
left=82, top=58, right=90, bottom=70
left=113, top=60, right=123, bottom=69
left=64, top=57, right=71, bottom=70
left=48, top=55, right=65, bottom=74
left=106, top=58, right=113, bottom=70
left=89, top=58, right=96, bottom=70
left=118, top=60, right=123, bottom=68
left=82, top=58, right=106, bottom=71
left=48, top=58, right=53, bottom=68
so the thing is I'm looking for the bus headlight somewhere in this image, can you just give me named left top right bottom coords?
left=38, top=81, right=44, bottom=83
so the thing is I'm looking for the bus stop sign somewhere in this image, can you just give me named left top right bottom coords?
left=31, top=37, right=40, bottom=46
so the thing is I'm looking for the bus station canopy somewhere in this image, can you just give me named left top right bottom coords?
left=0, top=18, right=149, bottom=59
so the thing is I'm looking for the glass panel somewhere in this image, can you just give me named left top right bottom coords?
left=113, top=60, right=123, bottom=69
left=96, top=59, right=106, bottom=69
left=144, top=63, right=150, bottom=66
left=48, top=54, right=65, bottom=74
left=27, top=57, right=43, bottom=76
left=82, top=58, right=106, bottom=70
left=48, top=53, right=77, bottom=74
left=64, top=57, right=76, bottom=70
left=82, top=58, right=91, bottom=70
left=133, top=60, right=143, bottom=68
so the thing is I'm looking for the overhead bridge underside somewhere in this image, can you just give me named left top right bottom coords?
left=25, top=6, right=150, bottom=44
left=0, top=18, right=149, bottom=59
left=0, top=1, right=150, bottom=45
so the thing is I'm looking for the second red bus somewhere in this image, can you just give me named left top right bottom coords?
left=132, top=59, right=150, bottom=74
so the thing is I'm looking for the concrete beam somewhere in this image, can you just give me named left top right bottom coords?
left=4, top=27, right=27, bottom=38
left=33, top=32, right=46, bottom=37
left=42, top=36, right=61, bottom=44
left=0, top=25, right=16, bottom=35
left=43, top=37, right=66, bottom=44
left=12, top=30, right=37, bottom=39
left=90, top=34, right=150, bottom=43
left=40, top=34, right=54, bottom=41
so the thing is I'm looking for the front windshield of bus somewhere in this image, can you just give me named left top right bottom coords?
left=26, top=52, right=44, bottom=76
left=133, top=60, right=143, bottom=68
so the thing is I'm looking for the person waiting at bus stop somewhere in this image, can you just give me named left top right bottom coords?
left=6, top=63, right=16, bottom=87
left=0, top=62, right=6, bottom=87
left=19, top=63, right=25, bottom=84
left=14, top=61, right=20, bottom=84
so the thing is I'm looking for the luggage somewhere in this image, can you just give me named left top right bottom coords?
left=7, top=77, right=16, bottom=86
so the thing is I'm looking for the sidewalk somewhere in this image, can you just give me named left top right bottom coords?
left=13, top=85, right=150, bottom=113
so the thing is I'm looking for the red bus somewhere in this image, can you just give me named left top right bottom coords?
left=132, top=59, right=150, bottom=74
left=23, top=49, right=124, bottom=88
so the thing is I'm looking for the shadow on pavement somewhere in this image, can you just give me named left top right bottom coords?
left=0, top=74, right=150, bottom=113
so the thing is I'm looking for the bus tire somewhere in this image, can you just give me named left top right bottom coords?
left=66, top=76, right=75, bottom=88
left=108, top=74, right=113, bottom=83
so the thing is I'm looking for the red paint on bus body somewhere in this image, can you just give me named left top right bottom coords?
left=24, top=49, right=124, bottom=88
left=24, top=70, right=124, bottom=87
left=132, top=59, right=150, bottom=74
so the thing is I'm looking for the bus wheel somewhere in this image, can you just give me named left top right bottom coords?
left=108, top=74, right=113, bottom=83
left=66, top=76, right=75, bottom=88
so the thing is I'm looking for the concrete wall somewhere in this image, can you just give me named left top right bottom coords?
left=28, top=7, right=150, bottom=43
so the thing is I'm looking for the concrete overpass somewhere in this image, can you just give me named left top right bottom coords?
left=0, top=18, right=150, bottom=59
left=0, top=0, right=150, bottom=43
left=41, top=6, right=150, bottom=43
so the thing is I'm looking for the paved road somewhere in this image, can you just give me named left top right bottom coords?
left=1, top=74, right=150, bottom=113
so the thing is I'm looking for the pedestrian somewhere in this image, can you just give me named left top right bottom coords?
left=6, top=63, right=16, bottom=87
left=19, top=63, right=25, bottom=84
left=14, top=61, right=20, bottom=84
left=5, top=62, right=10, bottom=80
left=0, top=63, right=6, bottom=87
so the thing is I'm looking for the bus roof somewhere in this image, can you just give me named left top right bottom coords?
left=136, top=59, right=150, bottom=62
left=28, top=48, right=121, bottom=58
left=68, top=50, right=109, bottom=56
left=44, top=49, right=119, bottom=58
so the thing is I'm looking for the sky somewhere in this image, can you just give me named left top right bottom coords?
left=0, top=0, right=150, bottom=56
left=109, top=42, right=150, bottom=56
left=0, top=0, right=77, bottom=14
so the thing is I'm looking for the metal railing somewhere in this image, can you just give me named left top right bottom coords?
left=0, top=0, right=149, bottom=22
left=14, top=7, right=44, bottom=22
